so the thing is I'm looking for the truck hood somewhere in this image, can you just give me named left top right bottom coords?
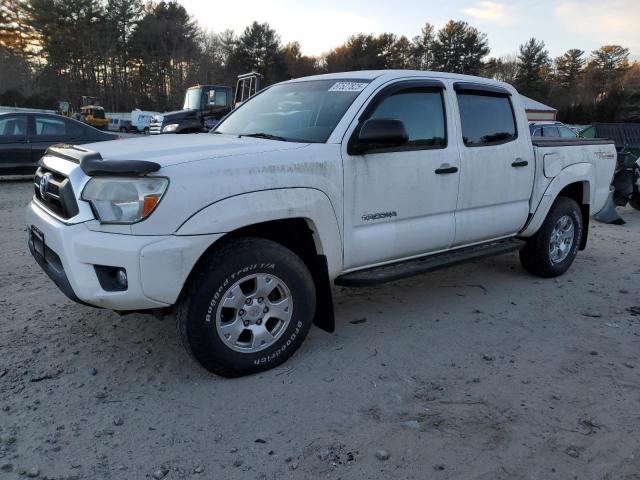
left=84, top=134, right=308, bottom=168
left=156, top=109, right=196, bottom=122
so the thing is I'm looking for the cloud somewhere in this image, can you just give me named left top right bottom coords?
left=461, top=1, right=512, bottom=23
left=554, top=1, right=640, bottom=52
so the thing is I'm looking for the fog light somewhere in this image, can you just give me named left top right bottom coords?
left=94, top=265, right=128, bottom=292
left=115, top=269, right=128, bottom=289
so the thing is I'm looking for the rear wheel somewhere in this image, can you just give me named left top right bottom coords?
left=176, top=238, right=316, bottom=377
left=519, top=197, right=583, bottom=278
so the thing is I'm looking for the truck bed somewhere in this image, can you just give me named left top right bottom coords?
left=528, top=137, right=616, bottom=228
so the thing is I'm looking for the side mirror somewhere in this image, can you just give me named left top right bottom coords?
left=350, top=118, right=409, bottom=155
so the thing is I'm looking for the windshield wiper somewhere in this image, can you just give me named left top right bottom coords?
left=239, top=132, right=290, bottom=142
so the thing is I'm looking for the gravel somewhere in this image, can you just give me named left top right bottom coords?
left=2, top=178, right=640, bottom=479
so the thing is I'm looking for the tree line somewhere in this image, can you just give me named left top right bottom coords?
left=1, top=0, right=639, bottom=122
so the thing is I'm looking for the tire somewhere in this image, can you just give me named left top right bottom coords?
left=519, top=197, right=583, bottom=278
left=143, top=127, right=150, bottom=135
left=176, top=238, right=316, bottom=377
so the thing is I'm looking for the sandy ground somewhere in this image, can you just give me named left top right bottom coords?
left=1, top=177, right=639, bottom=480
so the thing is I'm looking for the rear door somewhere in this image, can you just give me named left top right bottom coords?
left=0, top=114, right=31, bottom=174
left=342, top=79, right=460, bottom=269
left=452, top=83, right=534, bottom=246
left=29, top=115, right=70, bottom=164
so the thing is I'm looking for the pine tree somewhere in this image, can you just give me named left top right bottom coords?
left=0, top=0, right=37, bottom=56
left=515, top=38, right=551, bottom=99
left=410, top=23, right=435, bottom=70
left=554, top=49, right=585, bottom=90
left=431, top=21, right=489, bottom=75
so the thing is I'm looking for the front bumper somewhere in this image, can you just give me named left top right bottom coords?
left=26, top=200, right=222, bottom=311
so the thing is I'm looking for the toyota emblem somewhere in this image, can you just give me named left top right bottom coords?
left=39, top=172, right=53, bottom=199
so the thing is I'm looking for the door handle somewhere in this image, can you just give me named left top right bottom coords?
left=434, top=165, right=458, bottom=174
left=511, top=159, right=528, bottom=167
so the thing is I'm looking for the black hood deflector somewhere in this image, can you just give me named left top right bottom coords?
left=45, top=144, right=161, bottom=176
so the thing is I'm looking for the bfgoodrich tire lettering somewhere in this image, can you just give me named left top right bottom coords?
left=177, top=237, right=316, bottom=377
left=519, top=197, right=583, bottom=278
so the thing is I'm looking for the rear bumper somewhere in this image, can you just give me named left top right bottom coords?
left=26, top=200, right=222, bottom=310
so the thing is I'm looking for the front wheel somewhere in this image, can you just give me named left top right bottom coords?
left=519, top=197, right=583, bottom=278
left=176, top=238, right=316, bottom=377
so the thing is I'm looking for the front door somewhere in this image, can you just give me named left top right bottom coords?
left=452, top=85, right=534, bottom=246
left=342, top=80, right=460, bottom=270
left=0, top=114, right=30, bottom=174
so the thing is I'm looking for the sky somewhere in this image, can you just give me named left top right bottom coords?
left=178, top=0, right=639, bottom=60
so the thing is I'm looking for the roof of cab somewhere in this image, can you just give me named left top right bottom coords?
left=281, top=69, right=514, bottom=90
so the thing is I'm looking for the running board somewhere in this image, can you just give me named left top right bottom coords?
left=335, top=238, right=526, bottom=287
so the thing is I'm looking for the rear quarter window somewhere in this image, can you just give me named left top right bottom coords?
left=457, top=92, right=517, bottom=146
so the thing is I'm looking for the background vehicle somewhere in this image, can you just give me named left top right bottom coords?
left=79, top=105, right=109, bottom=130
left=149, top=84, right=234, bottom=134
left=131, top=110, right=159, bottom=134
left=149, top=73, right=262, bottom=134
left=529, top=121, right=579, bottom=138
left=26, top=71, right=616, bottom=376
left=108, top=117, right=133, bottom=133
left=234, top=72, right=262, bottom=107
left=0, top=112, right=117, bottom=174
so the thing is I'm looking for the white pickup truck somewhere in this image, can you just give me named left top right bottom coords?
left=27, top=70, right=616, bottom=376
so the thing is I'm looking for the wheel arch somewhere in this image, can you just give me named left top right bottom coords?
left=520, top=163, right=594, bottom=246
left=175, top=189, right=343, bottom=332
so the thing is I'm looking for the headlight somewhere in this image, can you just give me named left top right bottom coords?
left=81, top=177, right=169, bottom=224
left=162, top=123, right=179, bottom=133
left=154, top=115, right=164, bottom=123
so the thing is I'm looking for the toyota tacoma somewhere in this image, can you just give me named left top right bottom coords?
left=27, top=70, right=616, bottom=377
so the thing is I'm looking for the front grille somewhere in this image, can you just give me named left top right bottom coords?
left=149, top=120, right=163, bottom=135
left=34, top=167, right=79, bottom=220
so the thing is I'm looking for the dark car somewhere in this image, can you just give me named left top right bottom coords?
left=0, top=112, right=118, bottom=174
left=529, top=121, right=579, bottom=139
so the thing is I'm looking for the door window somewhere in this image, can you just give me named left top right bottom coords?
left=367, top=88, right=446, bottom=149
left=208, top=90, right=228, bottom=107
left=457, top=92, right=517, bottom=146
left=34, top=116, right=66, bottom=136
left=0, top=115, right=27, bottom=138
left=65, top=119, right=85, bottom=138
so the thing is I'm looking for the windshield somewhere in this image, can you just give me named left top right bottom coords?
left=183, top=88, right=202, bottom=110
left=214, top=79, right=371, bottom=143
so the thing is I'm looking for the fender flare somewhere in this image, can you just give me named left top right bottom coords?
left=519, top=163, right=593, bottom=237
left=176, top=188, right=343, bottom=279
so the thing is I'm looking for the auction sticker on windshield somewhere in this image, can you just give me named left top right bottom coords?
left=329, top=82, right=369, bottom=92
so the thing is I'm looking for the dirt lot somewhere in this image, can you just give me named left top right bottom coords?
left=1, top=177, right=639, bottom=480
